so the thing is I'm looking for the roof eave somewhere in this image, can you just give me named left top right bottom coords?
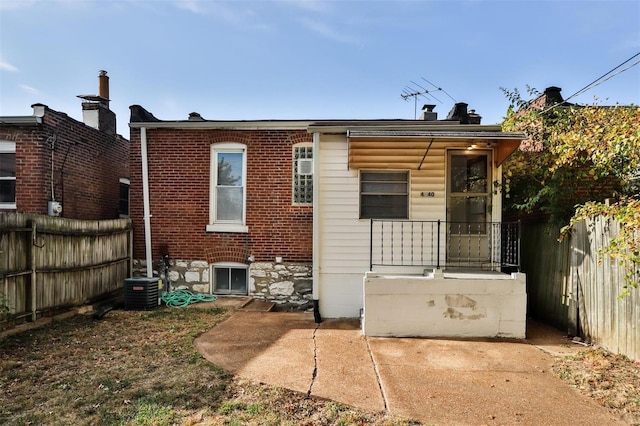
left=128, top=120, right=315, bottom=130
left=0, top=116, right=43, bottom=126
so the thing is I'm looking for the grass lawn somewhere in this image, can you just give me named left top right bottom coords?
left=0, top=307, right=418, bottom=425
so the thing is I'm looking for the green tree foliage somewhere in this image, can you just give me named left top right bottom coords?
left=501, top=87, right=640, bottom=292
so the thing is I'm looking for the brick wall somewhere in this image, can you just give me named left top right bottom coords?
left=129, top=127, right=313, bottom=264
left=0, top=126, right=48, bottom=214
left=0, top=106, right=129, bottom=219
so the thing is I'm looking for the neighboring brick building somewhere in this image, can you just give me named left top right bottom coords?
left=129, top=106, right=313, bottom=309
left=0, top=71, right=129, bottom=220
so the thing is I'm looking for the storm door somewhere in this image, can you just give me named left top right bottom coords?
left=446, top=150, right=492, bottom=267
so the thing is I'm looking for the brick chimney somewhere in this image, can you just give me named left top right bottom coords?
left=78, top=70, right=116, bottom=135
left=543, top=86, right=565, bottom=106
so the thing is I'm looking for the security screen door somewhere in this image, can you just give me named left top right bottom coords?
left=446, top=150, right=491, bottom=267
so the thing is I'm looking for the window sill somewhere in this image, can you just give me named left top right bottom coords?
left=0, top=203, right=16, bottom=210
left=206, top=223, right=249, bottom=233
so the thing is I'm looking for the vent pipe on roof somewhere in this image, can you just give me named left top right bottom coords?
left=79, top=70, right=116, bottom=135
left=98, top=70, right=110, bottom=108
left=419, top=104, right=437, bottom=121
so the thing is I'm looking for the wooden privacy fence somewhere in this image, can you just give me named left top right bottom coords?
left=523, top=218, right=639, bottom=362
left=0, top=213, right=132, bottom=327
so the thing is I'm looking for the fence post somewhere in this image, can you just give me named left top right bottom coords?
left=30, top=221, right=37, bottom=322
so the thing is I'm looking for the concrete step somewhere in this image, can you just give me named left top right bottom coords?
left=239, top=298, right=276, bottom=312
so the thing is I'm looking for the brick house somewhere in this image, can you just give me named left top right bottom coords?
left=129, top=107, right=314, bottom=310
left=129, top=103, right=529, bottom=338
left=0, top=71, right=129, bottom=219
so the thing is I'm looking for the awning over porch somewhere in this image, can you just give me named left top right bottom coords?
left=346, top=129, right=526, bottom=170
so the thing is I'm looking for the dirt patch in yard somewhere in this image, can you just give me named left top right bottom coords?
left=554, top=347, right=640, bottom=425
left=1, top=306, right=639, bottom=425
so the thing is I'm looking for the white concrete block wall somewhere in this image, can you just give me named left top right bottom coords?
left=362, top=272, right=527, bottom=338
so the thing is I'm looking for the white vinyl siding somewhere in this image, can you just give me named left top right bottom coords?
left=316, top=135, right=505, bottom=318
left=317, top=135, right=368, bottom=317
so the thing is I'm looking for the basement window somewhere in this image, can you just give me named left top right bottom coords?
left=211, top=263, right=248, bottom=295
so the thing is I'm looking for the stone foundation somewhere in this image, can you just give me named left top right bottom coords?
left=133, top=259, right=313, bottom=310
left=249, top=262, right=313, bottom=311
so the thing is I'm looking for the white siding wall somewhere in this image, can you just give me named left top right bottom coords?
left=316, top=135, right=503, bottom=318
left=317, top=135, right=367, bottom=317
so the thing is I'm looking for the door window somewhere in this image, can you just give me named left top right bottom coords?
left=448, top=151, right=491, bottom=233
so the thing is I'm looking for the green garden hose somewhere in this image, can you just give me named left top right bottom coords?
left=161, top=289, right=218, bottom=308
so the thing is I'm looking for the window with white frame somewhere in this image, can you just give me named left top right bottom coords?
left=293, top=144, right=313, bottom=205
left=0, top=141, right=16, bottom=209
left=360, top=170, right=409, bottom=219
left=208, top=143, right=248, bottom=233
left=118, top=178, right=130, bottom=218
left=211, top=263, right=248, bottom=295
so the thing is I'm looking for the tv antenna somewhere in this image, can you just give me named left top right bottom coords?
left=401, top=78, right=457, bottom=119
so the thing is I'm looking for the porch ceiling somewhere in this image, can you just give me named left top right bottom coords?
left=347, top=130, right=526, bottom=170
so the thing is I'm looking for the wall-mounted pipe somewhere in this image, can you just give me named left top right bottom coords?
left=140, top=127, right=153, bottom=277
left=312, top=131, right=322, bottom=323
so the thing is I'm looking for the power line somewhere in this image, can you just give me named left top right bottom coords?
left=565, top=51, right=640, bottom=102
left=541, top=52, right=640, bottom=114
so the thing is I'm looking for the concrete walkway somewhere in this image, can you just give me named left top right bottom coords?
left=195, top=310, right=625, bottom=425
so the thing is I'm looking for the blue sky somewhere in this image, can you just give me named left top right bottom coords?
left=1, top=0, right=639, bottom=137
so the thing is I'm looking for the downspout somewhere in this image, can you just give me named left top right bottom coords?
left=312, top=131, right=322, bottom=323
left=140, top=127, right=153, bottom=278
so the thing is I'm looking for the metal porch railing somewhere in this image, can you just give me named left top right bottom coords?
left=369, top=219, right=521, bottom=272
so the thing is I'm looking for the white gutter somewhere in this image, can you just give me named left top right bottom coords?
left=140, top=127, right=153, bottom=277
left=312, top=131, right=320, bottom=302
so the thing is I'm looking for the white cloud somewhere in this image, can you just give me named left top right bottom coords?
left=173, top=0, right=273, bottom=30
left=174, top=0, right=203, bottom=14
left=299, top=18, right=361, bottom=45
left=0, top=0, right=38, bottom=11
left=19, top=84, right=40, bottom=95
left=277, top=0, right=332, bottom=13
left=0, top=59, right=19, bottom=72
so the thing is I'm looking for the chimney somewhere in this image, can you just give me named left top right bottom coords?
left=543, top=86, right=564, bottom=106
left=98, top=70, right=110, bottom=108
left=78, top=70, right=116, bottom=135
left=419, top=104, right=437, bottom=121
left=446, top=102, right=469, bottom=124
left=468, top=109, right=482, bottom=125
